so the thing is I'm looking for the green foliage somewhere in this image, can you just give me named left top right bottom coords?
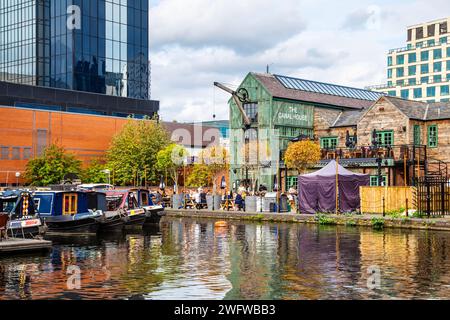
left=106, top=120, right=170, bottom=186
left=81, top=158, right=108, bottom=184
left=316, top=214, right=337, bottom=225
left=156, top=144, right=189, bottom=193
left=345, top=220, right=357, bottom=227
left=198, top=145, right=229, bottom=194
left=371, top=218, right=385, bottom=230
left=386, top=207, right=406, bottom=218
left=25, top=144, right=82, bottom=186
left=186, top=164, right=211, bottom=187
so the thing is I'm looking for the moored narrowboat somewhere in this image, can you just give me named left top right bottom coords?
left=34, top=191, right=102, bottom=234
left=130, top=189, right=165, bottom=225
left=87, top=191, right=128, bottom=231
left=0, top=190, right=46, bottom=238
left=105, top=190, right=146, bottom=228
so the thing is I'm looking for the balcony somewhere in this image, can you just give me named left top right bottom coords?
left=317, top=145, right=427, bottom=168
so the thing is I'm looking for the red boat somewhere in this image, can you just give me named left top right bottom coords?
left=105, top=190, right=146, bottom=228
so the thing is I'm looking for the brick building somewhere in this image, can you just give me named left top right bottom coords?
left=314, top=95, right=450, bottom=186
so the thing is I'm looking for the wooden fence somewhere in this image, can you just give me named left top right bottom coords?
left=360, top=187, right=415, bottom=214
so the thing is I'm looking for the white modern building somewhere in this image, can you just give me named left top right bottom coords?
left=368, top=17, right=450, bottom=103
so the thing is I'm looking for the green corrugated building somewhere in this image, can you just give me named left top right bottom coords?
left=227, top=72, right=382, bottom=192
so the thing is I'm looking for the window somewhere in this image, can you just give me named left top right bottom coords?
left=434, top=49, right=442, bottom=59
left=0, top=146, right=9, bottom=160
left=414, top=88, right=423, bottom=98
left=388, top=90, right=396, bottom=97
left=376, top=130, right=394, bottom=147
left=407, top=29, right=413, bottom=42
left=11, top=147, right=20, bottom=160
left=421, top=51, right=429, bottom=61
left=23, top=147, right=32, bottom=160
left=408, top=65, right=416, bottom=76
left=396, top=80, right=404, bottom=86
left=427, top=39, right=435, bottom=46
left=387, top=56, right=393, bottom=66
left=416, top=27, right=424, bottom=39
left=387, top=69, right=393, bottom=79
left=427, top=87, right=436, bottom=97
left=428, top=125, right=438, bottom=148
left=401, top=89, right=409, bottom=99
left=370, top=176, right=387, bottom=187
left=427, top=25, right=435, bottom=37
left=441, top=85, right=450, bottom=96
left=421, top=64, right=429, bottom=74
left=434, top=75, right=442, bottom=83
left=287, top=176, right=298, bottom=190
left=388, top=81, right=393, bottom=86
left=447, top=74, right=450, bottom=81
left=320, top=137, right=338, bottom=150
left=408, top=53, right=417, bottom=63
left=447, top=61, right=450, bottom=71
left=413, top=125, right=421, bottom=146
left=441, top=99, right=450, bottom=102
left=440, top=37, right=448, bottom=44
left=421, top=76, right=429, bottom=83
left=416, top=42, right=424, bottom=48
left=433, top=62, right=442, bottom=72
left=408, top=78, right=417, bottom=85
left=447, top=47, right=450, bottom=57
left=440, top=22, right=448, bottom=35
left=63, top=194, right=78, bottom=215
left=243, top=103, right=258, bottom=122
left=396, top=55, right=405, bottom=65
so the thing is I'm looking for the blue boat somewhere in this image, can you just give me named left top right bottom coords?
left=0, top=190, right=46, bottom=238
left=34, top=191, right=102, bottom=234
left=130, top=189, right=165, bottom=225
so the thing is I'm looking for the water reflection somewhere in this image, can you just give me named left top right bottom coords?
left=1, top=218, right=450, bottom=300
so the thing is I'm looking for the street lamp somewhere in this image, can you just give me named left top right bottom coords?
left=15, top=172, right=21, bottom=187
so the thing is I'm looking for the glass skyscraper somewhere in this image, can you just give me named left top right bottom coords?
left=0, top=0, right=150, bottom=100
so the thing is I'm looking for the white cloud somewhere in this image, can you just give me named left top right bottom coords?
left=149, top=0, right=448, bottom=122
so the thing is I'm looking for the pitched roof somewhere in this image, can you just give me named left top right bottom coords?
left=252, top=73, right=381, bottom=110
left=331, top=110, right=364, bottom=127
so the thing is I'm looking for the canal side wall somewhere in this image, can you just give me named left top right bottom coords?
left=165, top=209, right=450, bottom=232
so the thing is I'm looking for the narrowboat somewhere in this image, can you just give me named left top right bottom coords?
left=0, top=190, right=46, bottom=238
left=34, top=191, right=102, bottom=234
left=105, top=190, right=146, bottom=228
left=130, top=189, right=165, bottom=224
left=87, top=191, right=128, bottom=231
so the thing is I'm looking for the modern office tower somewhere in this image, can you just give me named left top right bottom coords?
left=0, top=0, right=150, bottom=100
left=368, top=17, right=450, bottom=103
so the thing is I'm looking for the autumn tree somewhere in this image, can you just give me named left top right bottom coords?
left=25, top=144, right=82, bottom=186
left=107, top=120, right=170, bottom=186
left=284, top=140, right=321, bottom=173
left=198, top=145, right=229, bottom=194
left=186, top=164, right=211, bottom=188
left=156, top=144, right=189, bottom=194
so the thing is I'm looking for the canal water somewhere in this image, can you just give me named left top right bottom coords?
left=1, top=217, right=450, bottom=300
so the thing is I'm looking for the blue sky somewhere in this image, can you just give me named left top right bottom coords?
left=148, top=0, right=449, bottom=122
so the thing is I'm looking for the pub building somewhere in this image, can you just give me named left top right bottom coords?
left=227, top=72, right=449, bottom=192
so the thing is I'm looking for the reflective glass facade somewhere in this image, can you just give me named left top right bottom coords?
left=0, top=0, right=150, bottom=99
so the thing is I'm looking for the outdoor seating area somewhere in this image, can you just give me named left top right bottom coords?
left=320, top=145, right=426, bottom=162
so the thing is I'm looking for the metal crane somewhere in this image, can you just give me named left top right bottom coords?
left=214, top=82, right=252, bottom=128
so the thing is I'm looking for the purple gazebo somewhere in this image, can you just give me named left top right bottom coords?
left=298, top=160, right=370, bottom=214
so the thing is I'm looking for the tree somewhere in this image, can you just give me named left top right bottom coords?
left=156, top=144, right=189, bottom=194
left=186, top=164, right=211, bottom=188
left=199, top=145, right=229, bottom=194
left=106, top=120, right=170, bottom=186
left=81, top=158, right=108, bottom=184
left=25, top=144, right=82, bottom=186
left=284, top=140, right=321, bottom=173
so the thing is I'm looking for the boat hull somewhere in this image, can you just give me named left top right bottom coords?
left=125, top=214, right=146, bottom=228
left=43, top=216, right=100, bottom=234
left=98, top=214, right=126, bottom=232
left=144, top=206, right=165, bottom=225
left=7, top=219, right=46, bottom=238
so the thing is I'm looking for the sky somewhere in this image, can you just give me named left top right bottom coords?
left=148, top=0, right=449, bottom=123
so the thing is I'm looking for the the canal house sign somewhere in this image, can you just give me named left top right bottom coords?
left=273, top=102, right=313, bottom=128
